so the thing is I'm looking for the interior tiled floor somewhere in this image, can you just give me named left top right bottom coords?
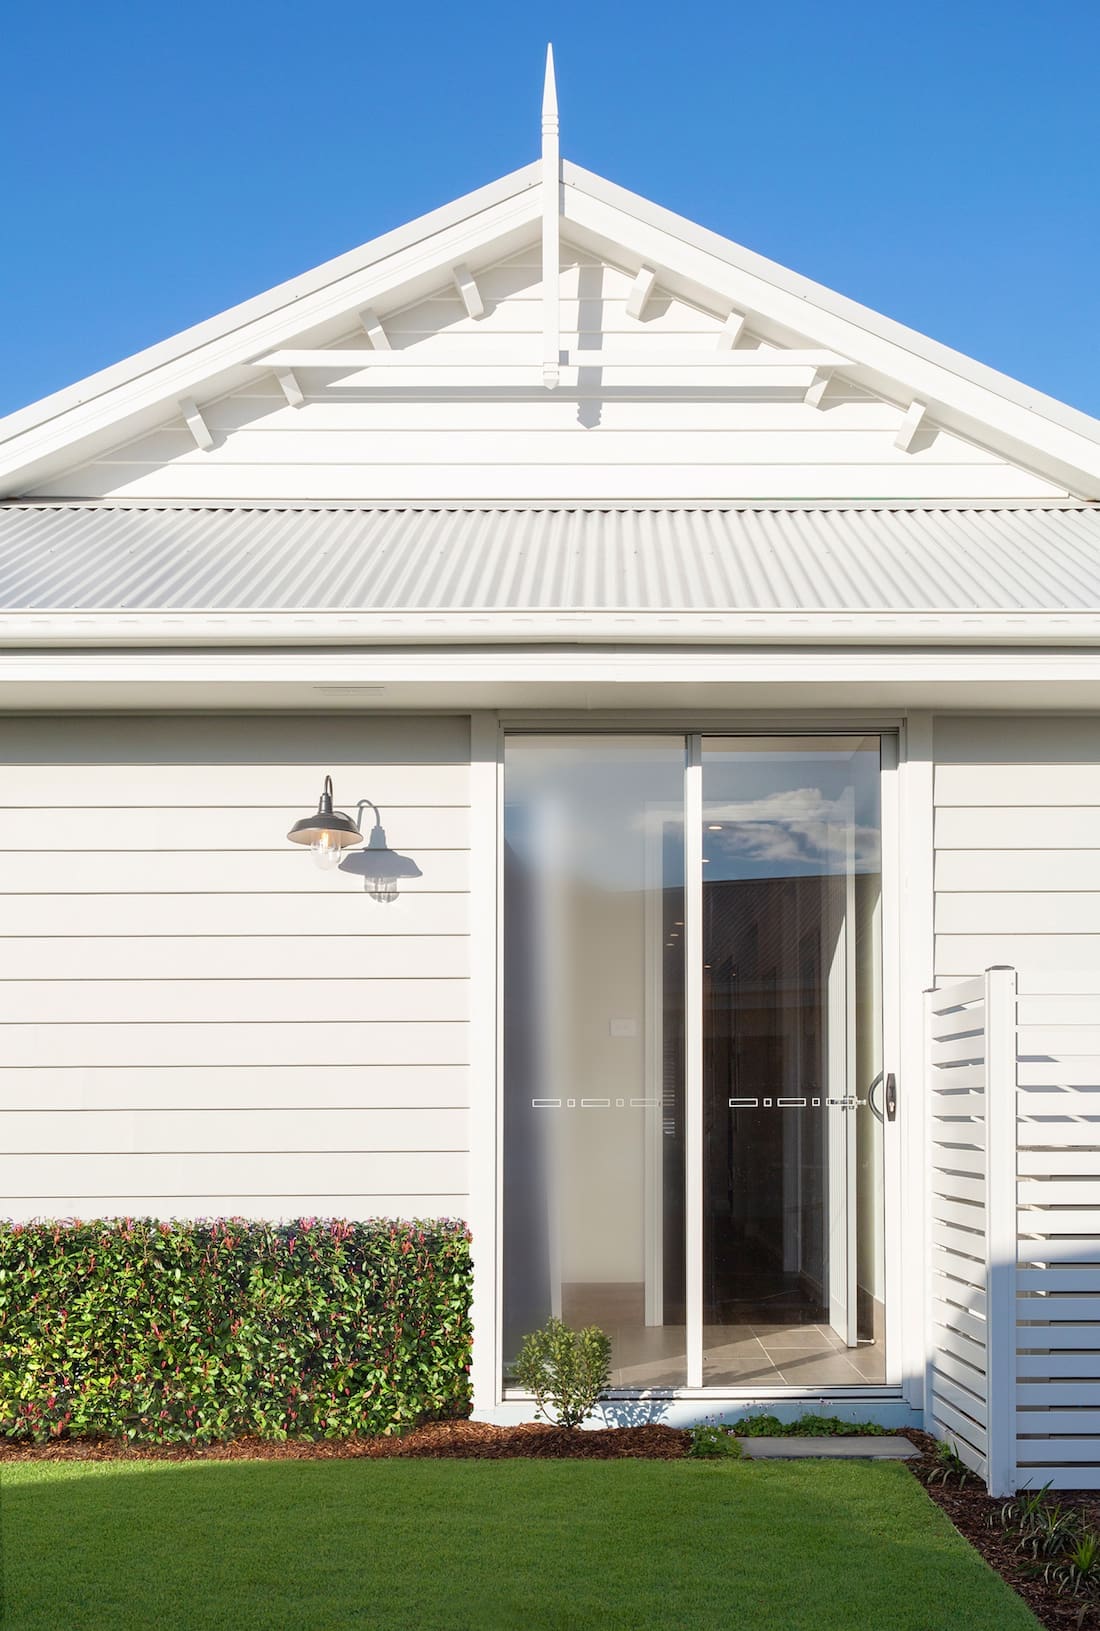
left=563, top=1284, right=885, bottom=1389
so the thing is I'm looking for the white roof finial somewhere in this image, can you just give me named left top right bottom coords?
left=542, top=43, right=558, bottom=137
left=541, top=44, right=560, bottom=389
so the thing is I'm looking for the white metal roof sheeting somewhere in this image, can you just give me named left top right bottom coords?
left=1, top=503, right=1099, bottom=617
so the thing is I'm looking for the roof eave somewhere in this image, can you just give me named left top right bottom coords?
left=1, top=609, right=1100, bottom=648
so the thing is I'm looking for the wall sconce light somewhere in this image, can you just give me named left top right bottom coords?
left=286, top=775, right=363, bottom=871
left=287, top=777, right=422, bottom=903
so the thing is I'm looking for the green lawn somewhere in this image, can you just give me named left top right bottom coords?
left=1, top=1457, right=1038, bottom=1631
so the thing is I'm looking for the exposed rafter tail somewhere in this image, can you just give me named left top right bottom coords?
left=541, top=44, right=560, bottom=389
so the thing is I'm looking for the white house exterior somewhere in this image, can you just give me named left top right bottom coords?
left=2, top=58, right=1099, bottom=1494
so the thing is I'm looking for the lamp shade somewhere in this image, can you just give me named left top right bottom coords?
left=286, top=776, right=363, bottom=851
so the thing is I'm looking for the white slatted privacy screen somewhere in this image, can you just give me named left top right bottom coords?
left=928, top=970, right=1100, bottom=1494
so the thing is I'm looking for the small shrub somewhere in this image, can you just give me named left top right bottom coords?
left=513, top=1318, right=611, bottom=1429
left=1042, top=1531, right=1100, bottom=1597
left=926, top=1439, right=975, bottom=1487
left=688, top=1423, right=742, bottom=1459
left=729, top=1412, right=886, bottom=1438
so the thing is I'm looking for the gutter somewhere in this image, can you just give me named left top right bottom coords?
left=0, top=609, right=1099, bottom=648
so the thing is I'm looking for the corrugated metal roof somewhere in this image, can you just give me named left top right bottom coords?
left=1, top=502, right=1099, bottom=617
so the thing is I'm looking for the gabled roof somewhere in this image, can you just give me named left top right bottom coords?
left=2, top=143, right=1100, bottom=499
left=1, top=500, right=1098, bottom=646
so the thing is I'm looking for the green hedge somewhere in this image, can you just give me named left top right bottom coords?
left=0, top=1217, right=472, bottom=1443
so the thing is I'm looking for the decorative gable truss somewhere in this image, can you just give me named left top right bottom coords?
left=2, top=51, right=1099, bottom=502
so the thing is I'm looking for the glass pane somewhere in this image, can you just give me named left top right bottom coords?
left=700, top=737, right=884, bottom=1388
left=502, top=736, right=686, bottom=1389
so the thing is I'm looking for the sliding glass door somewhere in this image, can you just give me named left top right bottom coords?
left=502, top=733, right=885, bottom=1393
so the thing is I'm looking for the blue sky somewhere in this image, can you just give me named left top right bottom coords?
left=3, top=1, right=1099, bottom=417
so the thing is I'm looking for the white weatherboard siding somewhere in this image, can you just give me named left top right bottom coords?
left=934, top=716, right=1100, bottom=980
left=0, top=714, right=471, bottom=1220
left=27, top=247, right=1065, bottom=503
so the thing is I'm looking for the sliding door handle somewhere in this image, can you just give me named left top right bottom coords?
left=885, top=1072, right=897, bottom=1122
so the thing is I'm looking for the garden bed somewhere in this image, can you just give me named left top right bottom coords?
left=0, top=1419, right=688, bottom=1463
left=906, top=1429, right=1100, bottom=1631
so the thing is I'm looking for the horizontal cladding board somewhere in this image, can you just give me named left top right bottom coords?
left=932, top=1248, right=986, bottom=1291
left=0, top=1064, right=470, bottom=1111
left=931, top=1371, right=987, bottom=1425
left=930, top=1172, right=985, bottom=1205
left=1020, top=972, right=1100, bottom=995
left=0, top=850, right=469, bottom=895
left=1019, top=1240, right=1100, bottom=1266
left=937, top=896, right=1100, bottom=935
left=1011, top=1298, right=1096, bottom=1324
left=933, top=1298, right=987, bottom=1347
left=1017, top=1119, right=1100, bottom=1146
left=1018, top=1350, right=1100, bottom=1376
left=930, top=1006, right=987, bottom=1041
left=0, top=1021, right=468, bottom=1067
left=49, top=465, right=1062, bottom=502
left=0, top=765, right=469, bottom=805
left=1011, top=1409, right=1100, bottom=1435
left=0, top=1150, right=467, bottom=1197
left=935, top=809, right=1100, bottom=849
left=0, top=1107, right=468, bottom=1155
left=0, top=1193, right=466, bottom=1219
left=218, top=397, right=889, bottom=431
left=936, top=1333, right=986, bottom=1379
left=1019, top=1386, right=1100, bottom=1411
left=1013, top=1440, right=1100, bottom=1464
left=934, top=717, right=1100, bottom=765
left=930, top=1143, right=985, bottom=1176
left=1016, top=1324, right=1100, bottom=1349
left=930, top=1196, right=986, bottom=1232
left=0, top=936, right=469, bottom=981
left=938, top=937, right=1100, bottom=977
left=936, top=852, right=1100, bottom=892
left=1012, top=1468, right=1100, bottom=1489
left=2, top=1196, right=469, bottom=1223
left=930, top=1399, right=986, bottom=1456
left=0, top=978, right=469, bottom=1025
left=931, top=1065, right=986, bottom=1092
left=1018, top=1061, right=1100, bottom=1087
left=936, top=765, right=1100, bottom=806
left=932, top=1221, right=984, bottom=1256
left=931, top=1035, right=987, bottom=1066
left=86, top=429, right=1007, bottom=469
left=0, top=893, right=468, bottom=936
left=927, top=1096, right=979, bottom=1122
left=1018, top=1181, right=1100, bottom=1208
left=0, top=716, right=468, bottom=766
left=1019, top=1151, right=1100, bottom=1179
left=1019, top=995, right=1100, bottom=1022
left=0, top=807, right=470, bottom=852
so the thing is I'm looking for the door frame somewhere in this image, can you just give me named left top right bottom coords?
left=482, top=714, right=911, bottom=1410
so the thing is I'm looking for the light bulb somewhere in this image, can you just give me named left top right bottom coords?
left=310, top=832, right=343, bottom=871
left=365, top=875, right=399, bottom=903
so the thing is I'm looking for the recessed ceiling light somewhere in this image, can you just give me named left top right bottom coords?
left=708, top=823, right=723, bottom=830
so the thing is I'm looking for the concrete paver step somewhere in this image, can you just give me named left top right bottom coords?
left=737, top=1435, right=919, bottom=1459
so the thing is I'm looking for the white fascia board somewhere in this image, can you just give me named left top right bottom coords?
left=5, top=609, right=1100, bottom=647
left=0, top=165, right=541, bottom=494
left=6, top=646, right=1100, bottom=701
left=562, top=163, right=1100, bottom=499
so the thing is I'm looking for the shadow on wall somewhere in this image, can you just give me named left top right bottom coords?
left=338, top=812, right=422, bottom=903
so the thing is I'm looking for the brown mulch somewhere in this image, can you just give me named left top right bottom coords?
left=0, top=1418, right=688, bottom=1464
left=906, top=1428, right=1100, bottom=1631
